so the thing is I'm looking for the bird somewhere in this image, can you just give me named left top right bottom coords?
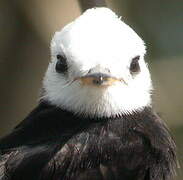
left=0, top=7, right=177, bottom=180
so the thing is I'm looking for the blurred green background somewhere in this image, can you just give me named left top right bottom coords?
left=0, top=0, right=182, bottom=179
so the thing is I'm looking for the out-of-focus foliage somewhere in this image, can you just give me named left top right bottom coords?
left=0, top=0, right=182, bottom=179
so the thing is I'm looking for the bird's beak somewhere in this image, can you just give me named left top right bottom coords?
left=75, top=73, right=126, bottom=87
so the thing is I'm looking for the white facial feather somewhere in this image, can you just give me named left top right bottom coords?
left=42, top=7, right=153, bottom=118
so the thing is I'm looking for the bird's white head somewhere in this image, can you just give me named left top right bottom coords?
left=42, top=7, right=152, bottom=118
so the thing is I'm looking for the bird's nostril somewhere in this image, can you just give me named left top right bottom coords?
left=93, top=76, right=104, bottom=85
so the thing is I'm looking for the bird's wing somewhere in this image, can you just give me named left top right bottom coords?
left=0, top=102, right=92, bottom=150
left=0, top=102, right=57, bottom=150
left=0, top=102, right=94, bottom=180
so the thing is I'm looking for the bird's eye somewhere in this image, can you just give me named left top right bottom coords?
left=55, top=54, right=68, bottom=73
left=130, top=56, right=140, bottom=73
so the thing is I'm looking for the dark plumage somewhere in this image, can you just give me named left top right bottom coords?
left=0, top=101, right=176, bottom=180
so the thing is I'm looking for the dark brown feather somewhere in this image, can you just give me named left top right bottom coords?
left=0, top=102, right=177, bottom=180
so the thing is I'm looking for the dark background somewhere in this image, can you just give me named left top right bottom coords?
left=0, top=0, right=182, bottom=179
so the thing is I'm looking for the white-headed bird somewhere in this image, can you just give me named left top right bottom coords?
left=0, top=8, right=177, bottom=180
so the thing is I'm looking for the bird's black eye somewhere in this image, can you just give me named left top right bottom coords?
left=130, top=56, right=140, bottom=73
left=55, top=54, right=68, bottom=73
